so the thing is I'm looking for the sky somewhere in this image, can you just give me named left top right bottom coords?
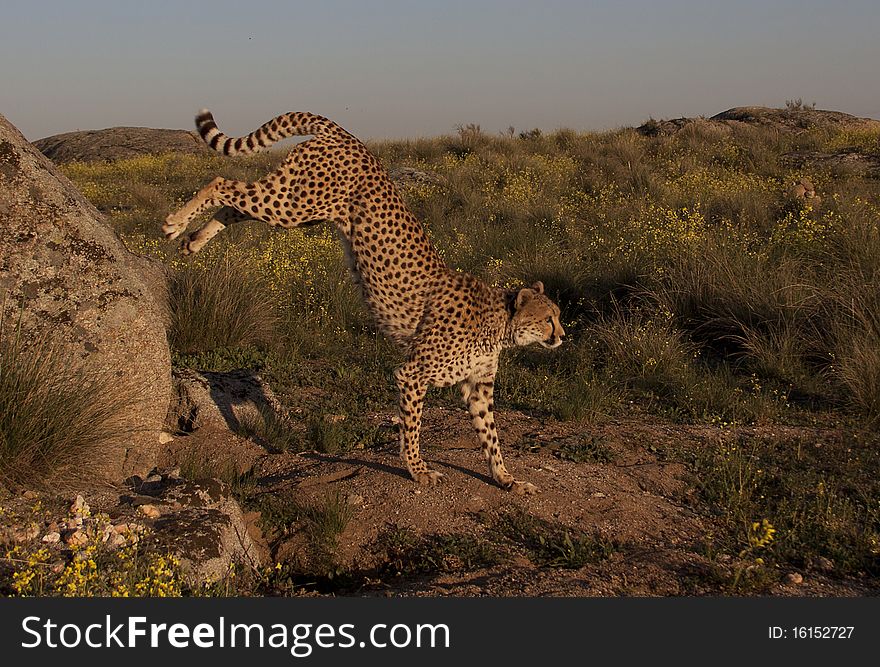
left=1, top=0, right=878, bottom=141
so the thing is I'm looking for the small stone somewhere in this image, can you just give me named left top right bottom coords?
left=158, top=431, right=174, bottom=445
left=785, top=572, right=804, bottom=585
left=66, top=517, right=83, bottom=530
left=816, top=556, right=834, bottom=572
left=346, top=494, right=364, bottom=506
left=465, top=495, right=485, bottom=512
left=138, top=504, right=161, bottom=519
left=13, top=524, right=41, bottom=542
left=50, top=561, right=66, bottom=575
left=42, top=531, right=61, bottom=544
left=101, top=525, right=115, bottom=543
left=109, top=533, right=127, bottom=548
left=64, top=530, right=89, bottom=547
left=541, top=464, right=558, bottom=473
left=591, top=492, right=607, bottom=498
left=324, top=413, right=347, bottom=423
left=70, top=495, right=88, bottom=516
left=414, top=489, right=421, bottom=495
left=22, top=490, right=39, bottom=500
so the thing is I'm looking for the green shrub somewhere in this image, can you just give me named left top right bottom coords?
left=168, top=250, right=278, bottom=354
left=0, top=320, right=134, bottom=488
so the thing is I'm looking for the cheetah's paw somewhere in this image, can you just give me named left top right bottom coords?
left=178, top=237, right=195, bottom=256
left=162, top=214, right=185, bottom=240
left=413, top=470, right=445, bottom=486
left=510, top=480, right=539, bottom=495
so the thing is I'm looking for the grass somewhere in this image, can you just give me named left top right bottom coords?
left=236, top=405, right=303, bottom=453
left=0, top=314, right=136, bottom=489
left=552, top=435, right=616, bottom=464
left=494, top=510, right=614, bottom=569
left=42, top=110, right=880, bottom=594
left=685, top=431, right=880, bottom=580
left=241, top=488, right=353, bottom=575
left=62, top=118, right=880, bottom=428
left=167, top=248, right=278, bottom=354
left=378, top=527, right=500, bottom=577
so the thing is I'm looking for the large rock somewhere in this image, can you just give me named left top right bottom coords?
left=123, top=471, right=269, bottom=583
left=170, top=368, right=290, bottom=434
left=637, top=106, right=880, bottom=137
left=33, top=126, right=212, bottom=164
left=0, top=113, right=171, bottom=480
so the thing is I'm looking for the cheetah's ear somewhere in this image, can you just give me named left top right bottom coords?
left=531, top=281, right=544, bottom=295
left=515, top=287, right=536, bottom=310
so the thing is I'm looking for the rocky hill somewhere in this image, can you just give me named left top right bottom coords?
left=638, top=105, right=880, bottom=137
left=33, top=126, right=212, bottom=163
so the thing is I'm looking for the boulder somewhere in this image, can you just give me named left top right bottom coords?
left=638, top=106, right=880, bottom=137
left=0, top=113, right=171, bottom=481
left=33, top=126, right=212, bottom=164
left=124, top=470, right=269, bottom=582
left=170, top=368, right=290, bottom=434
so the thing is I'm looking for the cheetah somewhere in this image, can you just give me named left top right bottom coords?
left=163, top=109, right=565, bottom=494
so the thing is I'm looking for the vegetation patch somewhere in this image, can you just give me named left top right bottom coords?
left=0, top=501, right=188, bottom=597
left=236, top=406, right=304, bottom=453
left=0, top=319, right=136, bottom=489
left=687, top=432, right=880, bottom=580
left=494, top=510, right=614, bottom=568
left=63, top=119, right=880, bottom=428
left=378, top=527, right=500, bottom=577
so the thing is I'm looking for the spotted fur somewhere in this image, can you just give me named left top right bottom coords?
left=163, top=109, right=565, bottom=492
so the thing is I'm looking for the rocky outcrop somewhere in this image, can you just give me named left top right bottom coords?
left=123, top=470, right=269, bottom=582
left=0, top=113, right=171, bottom=480
left=637, top=106, right=880, bottom=137
left=782, top=150, right=880, bottom=177
left=711, top=106, right=880, bottom=132
left=388, top=166, right=443, bottom=186
left=33, top=126, right=212, bottom=164
left=169, top=368, right=290, bottom=434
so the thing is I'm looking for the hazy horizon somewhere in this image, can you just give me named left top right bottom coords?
left=2, top=0, right=878, bottom=142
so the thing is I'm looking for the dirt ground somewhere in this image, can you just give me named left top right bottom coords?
left=241, top=405, right=877, bottom=597
left=3, top=399, right=875, bottom=598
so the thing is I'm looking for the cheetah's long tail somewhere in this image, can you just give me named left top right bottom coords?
left=195, top=109, right=347, bottom=156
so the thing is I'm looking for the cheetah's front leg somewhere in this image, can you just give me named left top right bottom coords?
left=462, top=378, right=538, bottom=495
left=162, top=177, right=252, bottom=252
left=395, top=362, right=444, bottom=486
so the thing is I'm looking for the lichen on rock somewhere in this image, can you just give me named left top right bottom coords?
left=0, top=113, right=172, bottom=481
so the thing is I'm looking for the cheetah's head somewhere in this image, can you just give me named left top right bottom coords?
left=510, top=282, right=565, bottom=349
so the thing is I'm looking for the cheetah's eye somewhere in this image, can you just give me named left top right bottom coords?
left=546, top=317, right=554, bottom=323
